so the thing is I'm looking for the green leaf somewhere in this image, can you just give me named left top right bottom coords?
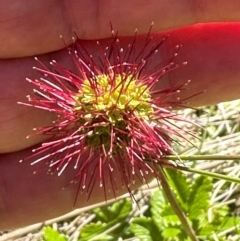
left=78, top=200, right=132, bottom=241
left=199, top=223, right=218, bottom=237
left=220, top=216, right=240, bottom=231
left=43, top=226, right=67, bottom=241
left=130, top=223, right=153, bottom=241
left=165, top=169, right=190, bottom=209
left=200, top=214, right=240, bottom=236
left=79, top=222, right=113, bottom=241
left=162, top=227, right=181, bottom=239
left=161, top=206, right=181, bottom=225
left=93, top=199, right=132, bottom=223
left=130, top=217, right=163, bottom=241
left=150, top=189, right=168, bottom=231
left=187, top=176, right=212, bottom=220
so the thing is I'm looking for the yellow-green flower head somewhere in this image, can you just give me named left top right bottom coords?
left=19, top=32, right=190, bottom=203
left=73, top=72, right=154, bottom=154
left=76, top=74, right=153, bottom=120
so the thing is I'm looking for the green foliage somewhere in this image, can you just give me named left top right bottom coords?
left=78, top=199, right=132, bottom=241
left=130, top=217, right=161, bottom=241
left=43, top=226, right=67, bottom=241
left=79, top=222, right=114, bottom=241
left=42, top=170, right=240, bottom=241
left=93, top=198, right=132, bottom=223
left=129, top=169, right=240, bottom=241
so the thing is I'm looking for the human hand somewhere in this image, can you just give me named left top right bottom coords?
left=1, top=0, right=240, bottom=230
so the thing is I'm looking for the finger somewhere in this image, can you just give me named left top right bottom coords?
left=1, top=0, right=240, bottom=57
left=1, top=23, right=240, bottom=153
left=162, top=22, right=240, bottom=106
left=0, top=50, right=75, bottom=153
left=0, top=146, right=153, bottom=230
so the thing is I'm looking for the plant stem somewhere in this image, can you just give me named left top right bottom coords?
left=157, top=166, right=199, bottom=241
left=176, top=165, right=240, bottom=184
left=165, top=155, right=240, bottom=161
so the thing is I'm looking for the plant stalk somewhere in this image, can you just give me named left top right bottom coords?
left=176, top=165, right=240, bottom=184
left=157, top=166, right=199, bottom=241
left=165, top=155, right=240, bottom=161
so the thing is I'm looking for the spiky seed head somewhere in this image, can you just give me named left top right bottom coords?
left=18, top=31, right=193, bottom=203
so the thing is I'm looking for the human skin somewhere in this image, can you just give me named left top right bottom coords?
left=1, top=0, right=240, bottom=230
